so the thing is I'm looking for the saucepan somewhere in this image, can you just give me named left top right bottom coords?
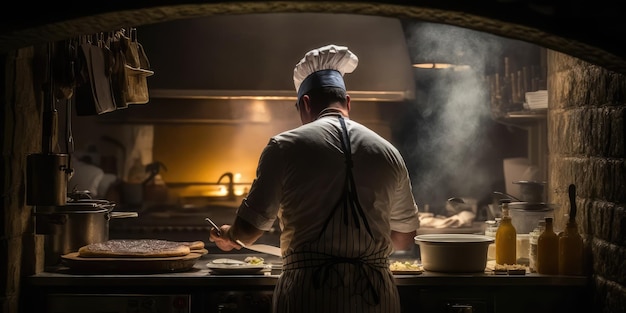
left=493, top=181, right=546, bottom=203
left=34, top=200, right=137, bottom=265
left=513, top=180, right=546, bottom=203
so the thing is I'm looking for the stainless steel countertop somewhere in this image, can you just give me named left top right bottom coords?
left=29, top=263, right=589, bottom=288
left=29, top=270, right=589, bottom=286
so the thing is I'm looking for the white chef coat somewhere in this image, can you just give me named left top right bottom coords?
left=236, top=111, right=419, bottom=313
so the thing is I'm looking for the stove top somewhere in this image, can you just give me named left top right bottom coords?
left=109, top=204, right=282, bottom=251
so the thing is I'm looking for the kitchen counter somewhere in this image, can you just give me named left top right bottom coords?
left=26, top=254, right=591, bottom=313
left=28, top=264, right=589, bottom=287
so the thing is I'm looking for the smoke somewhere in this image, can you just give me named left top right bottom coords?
left=401, top=22, right=507, bottom=211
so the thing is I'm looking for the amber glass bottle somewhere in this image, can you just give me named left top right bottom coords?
left=496, top=201, right=517, bottom=265
left=558, top=184, right=584, bottom=275
left=558, top=218, right=584, bottom=275
left=537, top=217, right=559, bottom=274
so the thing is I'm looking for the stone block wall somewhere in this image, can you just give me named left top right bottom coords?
left=1, top=47, right=46, bottom=313
left=547, top=50, right=626, bottom=313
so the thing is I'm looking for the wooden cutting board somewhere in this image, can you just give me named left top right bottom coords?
left=61, top=251, right=204, bottom=274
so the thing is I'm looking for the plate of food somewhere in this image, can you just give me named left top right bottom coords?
left=389, top=260, right=424, bottom=275
left=492, top=263, right=528, bottom=275
left=206, top=256, right=270, bottom=274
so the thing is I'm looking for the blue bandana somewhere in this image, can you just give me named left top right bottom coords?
left=297, top=69, right=345, bottom=101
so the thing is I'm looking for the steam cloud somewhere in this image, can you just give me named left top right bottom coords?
left=401, top=22, right=508, bottom=214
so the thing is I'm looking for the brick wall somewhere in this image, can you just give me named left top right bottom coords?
left=547, top=50, right=626, bottom=313
left=0, top=47, right=46, bottom=313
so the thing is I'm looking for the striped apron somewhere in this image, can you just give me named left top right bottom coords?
left=272, top=115, right=401, bottom=313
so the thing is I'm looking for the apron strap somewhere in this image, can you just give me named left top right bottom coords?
left=319, top=116, right=374, bottom=238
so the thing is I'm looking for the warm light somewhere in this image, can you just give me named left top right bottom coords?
left=413, top=63, right=436, bottom=69
left=433, top=63, right=453, bottom=69
left=248, top=101, right=271, bottom=122
left=412, top=63, right=471, bottom=71
left=198, top=172, right=248, bottom=197
left=150, top=89, right=410, bottom=102
left=202, top=187, right=228, bottom=197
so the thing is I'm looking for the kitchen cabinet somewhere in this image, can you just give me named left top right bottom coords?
left=397, top=275, right=590, bottom=313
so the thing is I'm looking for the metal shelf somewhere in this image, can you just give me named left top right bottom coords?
left=494, top=109, right=546, bottom=128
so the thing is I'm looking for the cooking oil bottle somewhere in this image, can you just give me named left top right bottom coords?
left=558, top=184, right=584, bottom=275
left=496, top=200, right=517, bottom=265
left=537, top=217, right=559, bottom=274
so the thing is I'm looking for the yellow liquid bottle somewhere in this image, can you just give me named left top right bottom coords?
left=559, top=184, right=584, bottom=276
left=558, top=219, right=584, bottom=275
left=537, top=217, right=559, bottom=274
left=496, top=201, right=517, bottom=265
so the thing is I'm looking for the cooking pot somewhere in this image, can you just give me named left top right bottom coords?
left=415, top=234, right=494, bottom=273
left=34, top=201, right=137, bottom=265
left=513, top=180, right=546, bottom=203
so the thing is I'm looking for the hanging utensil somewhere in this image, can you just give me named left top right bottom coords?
left=568, top=184, right=577, bottom=219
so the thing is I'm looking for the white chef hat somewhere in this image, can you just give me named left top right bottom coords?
left=293, top=44, right=359, bottom=101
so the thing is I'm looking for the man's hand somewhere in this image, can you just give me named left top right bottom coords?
left=209, top=224, right=243, bottom=251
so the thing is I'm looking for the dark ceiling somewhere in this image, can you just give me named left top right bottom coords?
left=1, top=1, right=625, bottom=74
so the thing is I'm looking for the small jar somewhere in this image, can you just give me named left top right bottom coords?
left=528, top=220, right=545, bottom=273
left=485, top=220, right=498, bottom=261
left=485, top=220, right=498, bottom=237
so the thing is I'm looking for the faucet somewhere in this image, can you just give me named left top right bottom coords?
left=217, top=172, right=235, bottom=201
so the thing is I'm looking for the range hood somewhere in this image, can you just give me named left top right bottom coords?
left=138, top=13, right=416, bottom=102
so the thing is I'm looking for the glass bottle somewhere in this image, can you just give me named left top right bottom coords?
left=537, top=217, right=559, bottom=274
left=528, top=220, right=545, bottom=273
left=495, top=200, right=517, bottom=265
left=485, top=219, right=498, bottom=261
left=556, top=213, right=569, bottom=235
left=558, top=217, right=584, bottom=275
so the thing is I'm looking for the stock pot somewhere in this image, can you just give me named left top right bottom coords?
left=34, top=201, right=137, bottom=265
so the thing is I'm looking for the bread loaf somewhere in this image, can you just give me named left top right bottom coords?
left=78, top=239, right=191, bottom=258
left=180, top=240, right=205, bottom=251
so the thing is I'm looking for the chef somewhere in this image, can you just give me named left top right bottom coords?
left=209, top=44, right=420, bottom=313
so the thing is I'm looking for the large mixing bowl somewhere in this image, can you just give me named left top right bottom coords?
left=415, top=234, right=494, bottom=273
